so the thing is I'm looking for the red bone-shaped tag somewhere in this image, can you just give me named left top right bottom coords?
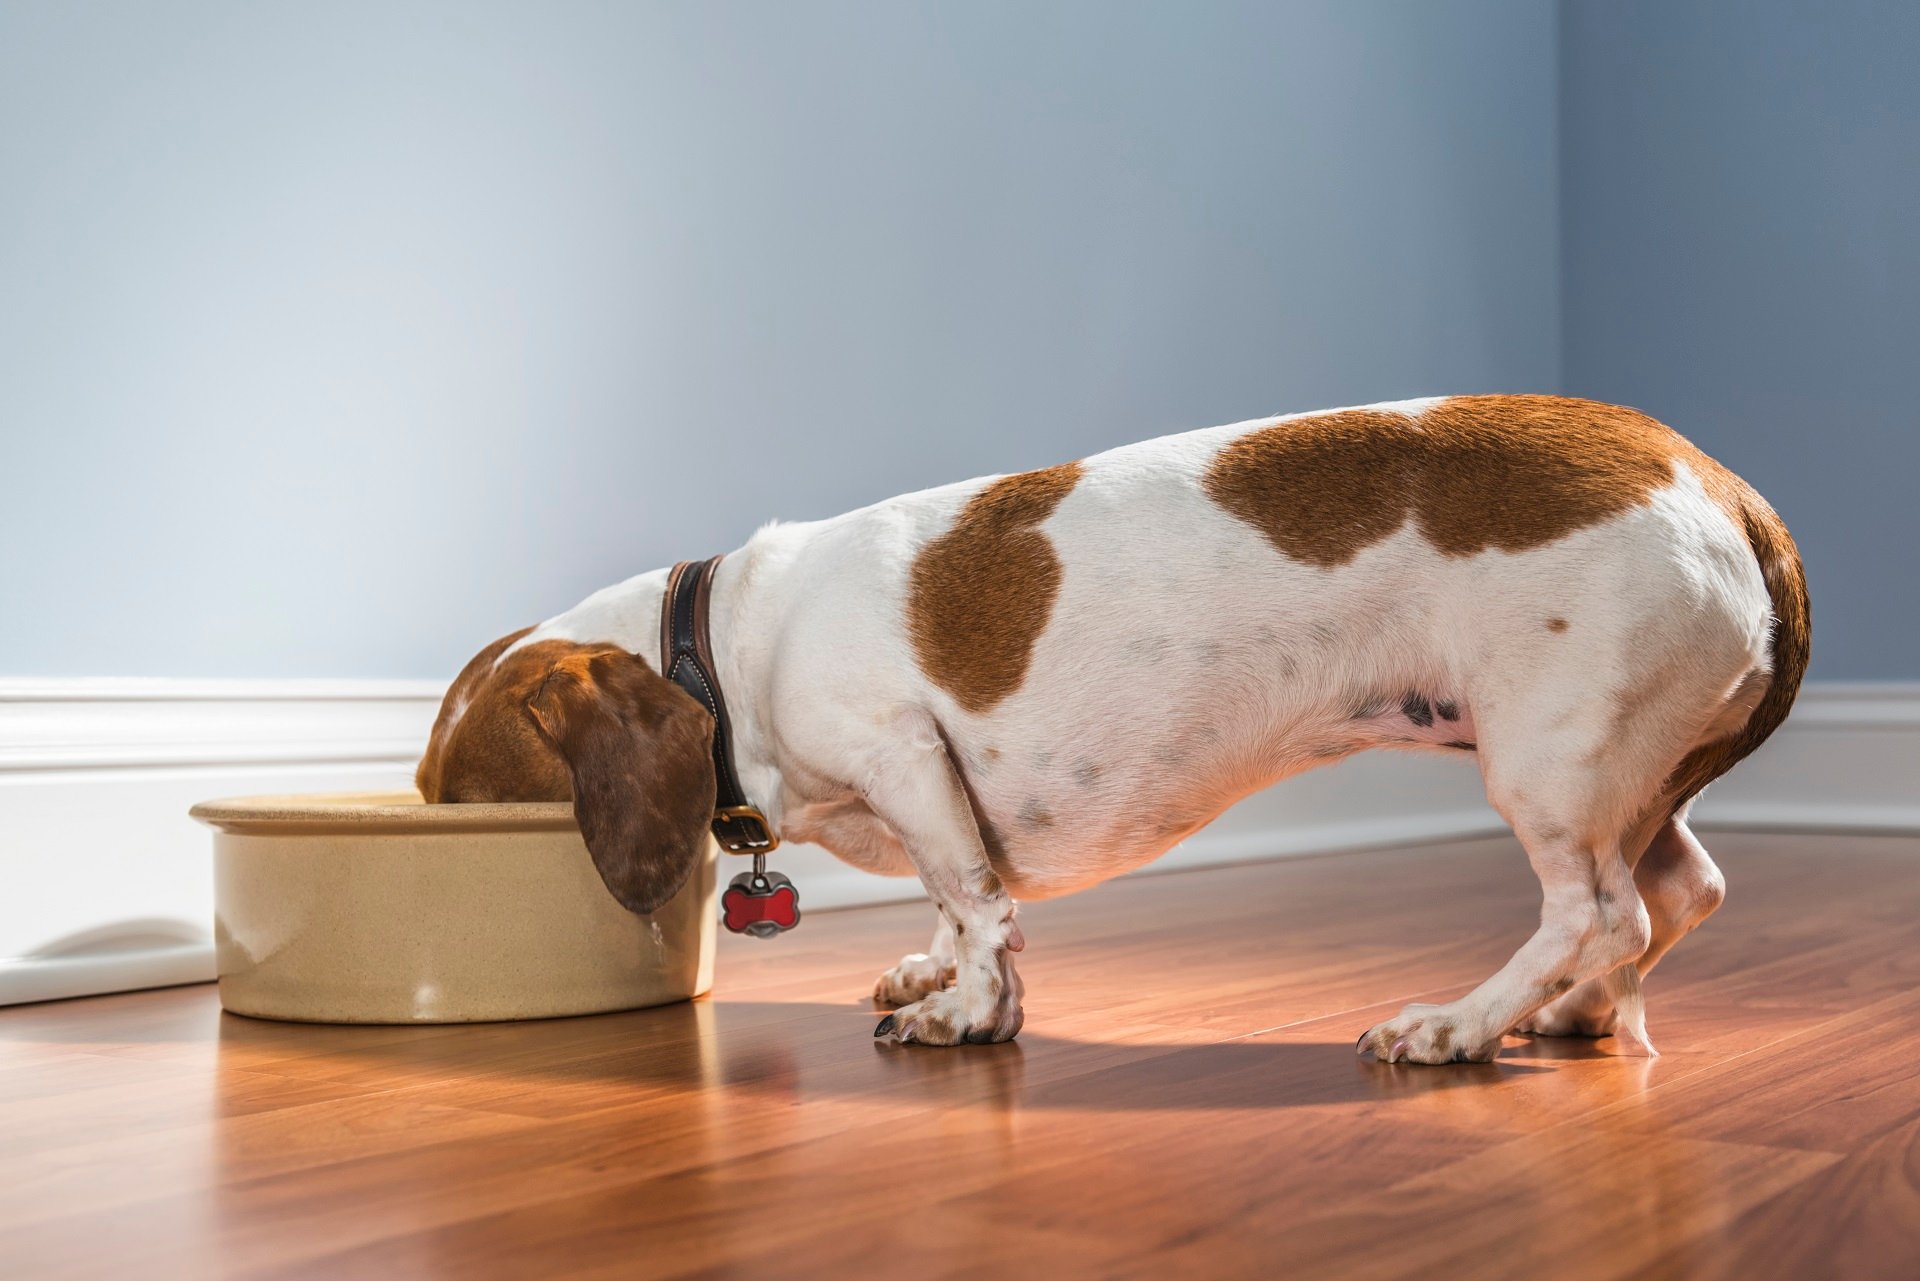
left=722, top=870, right=800, bottom=937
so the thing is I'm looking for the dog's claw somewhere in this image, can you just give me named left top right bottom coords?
left=874, top=1013, right=898, bottom=1038
left=1356, top=1030, right=1371, bottom=1054
left=1389, top=1038, right=1409, bottom=1064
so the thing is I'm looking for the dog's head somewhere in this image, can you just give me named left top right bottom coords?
left=416, top=630, right=716, bottom=913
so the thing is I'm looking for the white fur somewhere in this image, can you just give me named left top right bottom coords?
left=525, top=397, right=1775, bottom=1055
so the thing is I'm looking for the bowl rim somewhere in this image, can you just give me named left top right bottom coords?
left=190, top=790, right=578, bottom=835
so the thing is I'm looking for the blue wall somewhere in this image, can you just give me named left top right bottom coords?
left=16, top=5, right=1916, bottom=683
left=1561, top=0, right=1920, bottom=679
left=22, top=5, right=1912, bottom=687
left=0, top=2, right=1559, bottom=679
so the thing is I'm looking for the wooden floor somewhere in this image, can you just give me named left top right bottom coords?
left=3, top=832, right=1919, bottom=1280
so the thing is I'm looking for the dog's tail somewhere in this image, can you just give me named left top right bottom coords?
left=1661, top=481, right=1811, bottom=816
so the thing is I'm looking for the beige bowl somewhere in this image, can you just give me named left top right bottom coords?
left=189, top=791, right=717, bottom=1024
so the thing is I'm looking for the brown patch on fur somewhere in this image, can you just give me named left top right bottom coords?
left=1019, top=799, right=1055, bottom=830
left=1430, top=1024, right=1453, bottom=1058
left=1205, top=395, right=1810, bottom=808
left=914, top=1009, right=961, bottom=1044
left=907, top=462, right=1083, bottom=713
left=419, top=635, right=717, bottom=913
left=1205, top=395, right=1689, bottom=566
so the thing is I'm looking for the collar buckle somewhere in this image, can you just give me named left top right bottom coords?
left=712, top=805, right=780, bottom=854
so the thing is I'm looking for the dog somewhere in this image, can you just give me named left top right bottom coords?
left=416, top=395, right=1808, bottom=1062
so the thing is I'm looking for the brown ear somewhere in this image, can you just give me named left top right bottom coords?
left=527, top=650, right=717, bottom=914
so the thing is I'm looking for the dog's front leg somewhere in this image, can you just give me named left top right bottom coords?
left=874, top=913, right=957, bottom=1007
left=863, top=711, right=1023, bottom=1045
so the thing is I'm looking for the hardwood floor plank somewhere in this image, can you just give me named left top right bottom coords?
left=1591, top=988, right=1920, bottom=1153
left=0, top=1059, right=370, bottom=1160
left=4, top=1095, right=543, bottom=1232
left=1112, top=1128, right=1838, bottom=1281
left=1649, top=1112, right=1920, bottom=1281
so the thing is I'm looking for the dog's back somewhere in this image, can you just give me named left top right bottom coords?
left=767, top=395, right=1803, bottom=901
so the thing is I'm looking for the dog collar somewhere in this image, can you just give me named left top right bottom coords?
left=661, top=557, right=780, bottom=855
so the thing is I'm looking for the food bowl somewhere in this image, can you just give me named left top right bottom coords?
left=189, top=791, right=717, bottom=1024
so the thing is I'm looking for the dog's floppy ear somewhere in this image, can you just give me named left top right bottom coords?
left=527, top=650, right=717, bottom=914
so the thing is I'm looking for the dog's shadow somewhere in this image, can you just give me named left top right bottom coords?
left=160, top=996, right=1575, bottom=1113
left=3, top=989, right=1597, bottom=1113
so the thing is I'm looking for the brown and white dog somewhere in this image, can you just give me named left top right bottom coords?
left=417, top=395, right=1808, bottom=1063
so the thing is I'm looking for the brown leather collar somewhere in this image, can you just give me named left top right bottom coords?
left=661, top=557, right=778, bottom=854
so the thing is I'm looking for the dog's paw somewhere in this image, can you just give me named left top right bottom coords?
left=1358, top=1002, right=1501, bottom=1065
left=1515, top=980, right=1619, bottom=1038
left=874, top=985, right=1022, bottom=1047
left=872, top=952, right=956, bottom=1007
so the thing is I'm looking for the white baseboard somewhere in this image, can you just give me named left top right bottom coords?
left=0, top=944, right=217, bottom=1008
left=0, top=679, right=438, bottom=1006
left=1685, top=683, right=1920, bottom=833
left=1, top=678, right=1914, bottom=1007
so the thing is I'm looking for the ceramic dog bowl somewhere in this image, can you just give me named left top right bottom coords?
left=189, top=791, right=717, bottom=1024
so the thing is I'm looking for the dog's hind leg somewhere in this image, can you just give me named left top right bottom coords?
left=1519, top=811, right=1725, bottom=1037
left=1516, top=669, right=1762, bottom=1039
left=873, top=913, right=958, bottom=1007
left=1630, top=812, right=1727, bottom=973
left=1358, top=794, right=1654, bottom=1065
left=1356, top=652, right=1761, bottom=1063
left=1357, top=540, right=1773, bottom=1067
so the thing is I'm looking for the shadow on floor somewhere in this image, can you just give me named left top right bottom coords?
left=0, top=992, right=1598, bottom=1112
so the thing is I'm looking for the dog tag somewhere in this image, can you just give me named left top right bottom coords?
left=721, top=853, right=800, bottom=937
